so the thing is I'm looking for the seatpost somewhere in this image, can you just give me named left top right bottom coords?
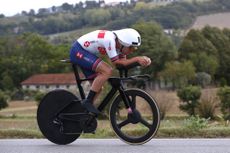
left=72, top=64, right=86, bottom=100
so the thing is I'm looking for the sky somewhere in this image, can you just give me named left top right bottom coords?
left=0, top=0, right=128, bottom=16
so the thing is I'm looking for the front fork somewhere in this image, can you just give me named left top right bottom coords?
left=118, top=84, right=133, bottom=114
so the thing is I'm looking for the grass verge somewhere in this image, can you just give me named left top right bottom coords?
left=0, top=129, right=43, bottom=139
left=1, top=125, right=230, bottom=139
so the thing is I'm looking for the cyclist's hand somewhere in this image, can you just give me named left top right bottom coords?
left=137, top=56, right=151, bottom=67
left=143, top=56, right=151, bottom=66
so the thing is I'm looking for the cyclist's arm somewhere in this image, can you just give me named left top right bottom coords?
left=112, top=57, right=139, bottom=66
left=113, top=56, right=151, bottom=67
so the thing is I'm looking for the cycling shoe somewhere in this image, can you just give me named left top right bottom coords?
left=81, top=99, right=100, bottom=115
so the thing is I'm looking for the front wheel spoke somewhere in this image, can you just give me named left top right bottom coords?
left=140, top=118, right=152, bottom=129
left=118, top=119, right=130, bottom=129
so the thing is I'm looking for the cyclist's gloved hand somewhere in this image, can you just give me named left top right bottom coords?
left=137, top=56, right=151, bottom=67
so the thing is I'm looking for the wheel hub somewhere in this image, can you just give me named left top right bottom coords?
left=128, top=109, right=141, bottom=124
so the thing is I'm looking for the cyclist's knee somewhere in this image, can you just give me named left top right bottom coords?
left=104, top=67, right=113, bottom=77
left=96, top=62, right=113, bottom=77
left=99, top=67, right=112, bottom=79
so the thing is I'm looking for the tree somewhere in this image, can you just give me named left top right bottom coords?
left=160, top=61, right=196, bottom=89
left=202, top=26, right=230, bottom=84
left=218, top=86, right=230, bottom=120
left=0, top=33, right=55, bottom=89
left=28, top=9, right=35, bottom=16
left=0, top=14, right=5, bottom=18
left=194, top=72, right=211, bottom=88
left=132, top=22, right=177, bottom=80
left=51, top=6, right=57, bottom=13
left=223, top=28, right=230, bottom=40
left=109, top=8, right=125, bottom=20
left=178, top=29, right=219, bottom=76
left=21, top=11, right=28, bottom=16
left=17, top=33, right=54, bottom=74
left=85, top=0, right=99, bottom=9
left=37, top=8, right=50, bottom=17
left=0, top=90, right=8, bottom=110
left=134, top=2, right=151, bottom=11
left=1, top=71, right=14, bottom=90
left=84, top=9, right=111, bottom=26
left=62, top=3, right=74, bottom=12
left=177, top=85, right=201, bottom=116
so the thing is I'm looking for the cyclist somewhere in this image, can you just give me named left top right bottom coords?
left=70, top=28, right=151, bottom=114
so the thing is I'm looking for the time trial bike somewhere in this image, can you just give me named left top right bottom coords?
left=37, top=60, right=160, bottom=145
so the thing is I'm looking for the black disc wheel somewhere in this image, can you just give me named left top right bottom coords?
left=37, top=89, right=81, bottom=145
left=110, top=89, right=160, bottom=145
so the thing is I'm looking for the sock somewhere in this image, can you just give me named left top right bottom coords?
left=86, top=90, right=97, bottom=103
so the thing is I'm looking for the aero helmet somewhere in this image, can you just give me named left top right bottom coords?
left=113, top=28, right=141, bottom=47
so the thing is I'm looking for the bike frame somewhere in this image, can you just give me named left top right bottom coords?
left=72, top=64, right=132, bottom=112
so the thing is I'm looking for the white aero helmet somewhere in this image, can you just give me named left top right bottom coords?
left=113, top=28, right=141, bottom=47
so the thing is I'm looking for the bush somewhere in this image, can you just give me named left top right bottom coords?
left=220, top=78, right=227, bottom=87
left=151, top=90, right=173, bottom=120
left=10, top=89, right=25, bottom=100
left=197, top=88, right=219, bottom=119
left=0, top=91, right=8, bottom=110
left=198, top=95, right=219, bottom=120
left=35, top=91, right=46, bottom=105
left=218, top=86, right=230, bottom=120
left=22, top=90, right=37, bottom=101
left=177, top=85, right=201, bottom=116
left=184, top=116, right=209, bottom=131
left=195, top=72, right=211, bottom=88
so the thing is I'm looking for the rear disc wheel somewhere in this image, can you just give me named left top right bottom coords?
left=37, top=90, right=80, bottom=145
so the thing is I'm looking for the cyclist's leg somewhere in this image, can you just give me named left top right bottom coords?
left=70, top=41, right=101, bottom=75
left=91, top=61, right=112, bottom=92
left=70, top=41, right=112, bottom=88
left=90, top=62, right=112, bottom=106
left=82, top=61, right=112, bottom=114
left=69, top=42, right=112, bottom=114
left=88, top=80, right=103, bottom=104
left=84, top=61, right=113, bottom=114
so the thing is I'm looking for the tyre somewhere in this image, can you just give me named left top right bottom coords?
left=109, top=89, right=160, bottom=145
left=37, top=89, right=81, bottom=145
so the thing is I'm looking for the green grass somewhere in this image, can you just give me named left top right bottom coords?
left=0, top=117, right=230, bottom=139
left=158, top=126, right=230, bottom=138
left=1, top=100, right=229, bottom=139
left=0, top=129, right=43, bottom=139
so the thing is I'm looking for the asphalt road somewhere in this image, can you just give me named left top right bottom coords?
left=0, top=139, right=229, bottom=153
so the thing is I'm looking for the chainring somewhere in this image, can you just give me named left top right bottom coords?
left=80, top=117, right=97, bottom=133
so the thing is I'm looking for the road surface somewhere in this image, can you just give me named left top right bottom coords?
left=0, top=139, right=229, bottom=153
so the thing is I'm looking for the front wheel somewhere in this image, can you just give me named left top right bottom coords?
left=109, top=89, right=160, bottom=145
